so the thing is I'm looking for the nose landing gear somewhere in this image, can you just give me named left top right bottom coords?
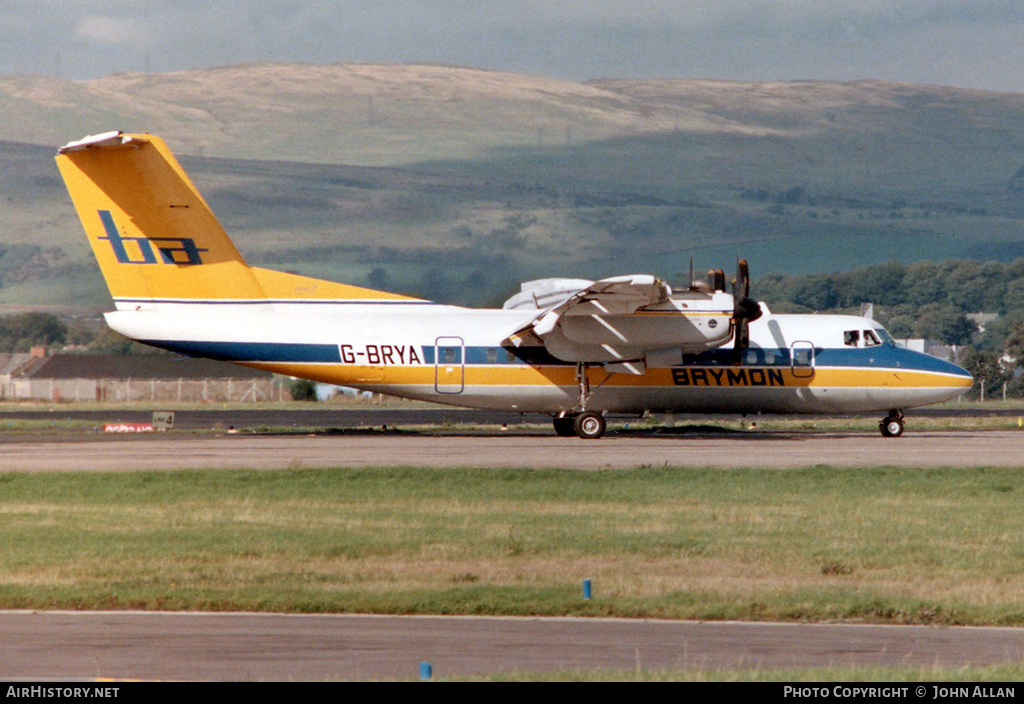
left=880, top=410, right=905, bottom=438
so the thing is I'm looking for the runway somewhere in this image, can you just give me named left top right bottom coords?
left=1, top=428, right=1023, bottom=472
left=2, top=611, right=1023, bottom=681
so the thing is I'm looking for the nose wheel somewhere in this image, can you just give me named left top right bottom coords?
left=880, top=411, right=905, bottom=438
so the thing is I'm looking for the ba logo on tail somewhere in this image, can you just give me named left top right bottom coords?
left=97, top=210, right=208, bottom=265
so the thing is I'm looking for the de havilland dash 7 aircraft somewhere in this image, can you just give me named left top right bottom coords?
left=55, top=131, right=973, bottom=439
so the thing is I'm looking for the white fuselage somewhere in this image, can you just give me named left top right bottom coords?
left=105, top=298, right=974, bottom=416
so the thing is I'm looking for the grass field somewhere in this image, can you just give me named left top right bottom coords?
left=3, top=463, right=1024, bottom=627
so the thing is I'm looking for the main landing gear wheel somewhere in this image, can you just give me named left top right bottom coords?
left=880, top=411, right=905, bottom=438
left=573, top=411, right=606, bottom=440
left=553, top=415, right=577, bottom=437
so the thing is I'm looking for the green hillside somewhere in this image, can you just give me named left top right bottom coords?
left=3, top=64, right=1024, bottom=307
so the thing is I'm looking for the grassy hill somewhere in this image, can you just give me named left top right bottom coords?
left=3, top=63, right=1024, bottom=307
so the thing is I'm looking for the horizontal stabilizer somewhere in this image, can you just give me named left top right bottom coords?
left=58, top=131, right=149, bottom=153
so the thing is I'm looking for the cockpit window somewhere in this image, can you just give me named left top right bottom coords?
left=844, top=330, right=860, bottom=347
left=863, top=330, right=881, bottom=347
left=874, top=327, right=894, bottom=344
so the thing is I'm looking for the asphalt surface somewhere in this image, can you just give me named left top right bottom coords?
left=3, top=406, right=1020, bottom=431
left=0, top=407, right=550, bottom=430
left=2, top=428, right=1024, bottom=471
left=3, top=611, right=1024, bottom=681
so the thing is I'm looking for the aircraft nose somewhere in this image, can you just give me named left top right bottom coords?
left=932, top=353, right=973, bottom=387
left=898, top=346, right=973, bottom=401
left=953, top=362, right=974, bottom=388
left=930, top=355, right=974, bottom=394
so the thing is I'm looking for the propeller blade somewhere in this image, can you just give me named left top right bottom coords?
left=736, top=319, right=749, bottom=349
left=731, top=258, right=761, bottom=362
left=732, top=258, right=750, bottom=299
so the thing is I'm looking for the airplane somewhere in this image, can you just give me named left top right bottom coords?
left=55, top=131, right=974, bottom=439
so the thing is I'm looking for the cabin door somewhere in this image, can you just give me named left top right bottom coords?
left=434, top=337, right=465, bottom=394
left=791, top=340, right=815, bottom=378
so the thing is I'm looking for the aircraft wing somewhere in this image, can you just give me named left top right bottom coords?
left=505, top=275, right=737, bottom=367
left=515, top=274, right=670, bottom=335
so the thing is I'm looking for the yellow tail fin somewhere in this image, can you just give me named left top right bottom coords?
left=56, top=131, right=416, bottom=302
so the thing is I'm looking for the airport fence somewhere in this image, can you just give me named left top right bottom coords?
left=8, top=377, right=288, bottom=403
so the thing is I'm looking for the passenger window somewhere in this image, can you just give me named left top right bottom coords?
left=443, top=348, right=457, bottom=363
left=486, top=348, right=498, bottom=363
left=744, top=349, right=759, bottom=365
left=863, top=330, right=881, bottom=347
left=844, top=330, right=860, bottom=347
left=763, top=350, right=776, bottom=365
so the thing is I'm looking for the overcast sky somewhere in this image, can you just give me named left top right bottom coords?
left=3, top=1, right=1024, bottom=92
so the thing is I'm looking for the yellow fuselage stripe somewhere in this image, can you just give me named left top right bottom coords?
left=246, top=362, right=971, bottom=390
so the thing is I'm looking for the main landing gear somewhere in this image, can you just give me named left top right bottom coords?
left=552, top=411, right=607, bottom=439
left=553, top=362, right=610, bottom=439
left=880, top=410, right=905, bottom=438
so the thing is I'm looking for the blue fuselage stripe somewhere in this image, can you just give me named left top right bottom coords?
left=138, top=339, right=970, bottom=379
left=142, top=339, right=342, bottom=363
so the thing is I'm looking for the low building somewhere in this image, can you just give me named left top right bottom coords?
left=0, top=353, right=36, bottom=395
left=8, top=353, right=285, bottom=402
left=894, top=338, right=961, bottom=362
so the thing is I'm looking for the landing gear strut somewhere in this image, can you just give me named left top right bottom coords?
left=550, top=364, right=608, bottom=439
left=880, top=410, right=905, bottom=438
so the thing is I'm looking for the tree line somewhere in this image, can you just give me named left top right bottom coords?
left=755, top=259, right=1024, bottom=398
left=0, top=312, right=155, bottom=355
left=12, top=257, right=1024, bottom=398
